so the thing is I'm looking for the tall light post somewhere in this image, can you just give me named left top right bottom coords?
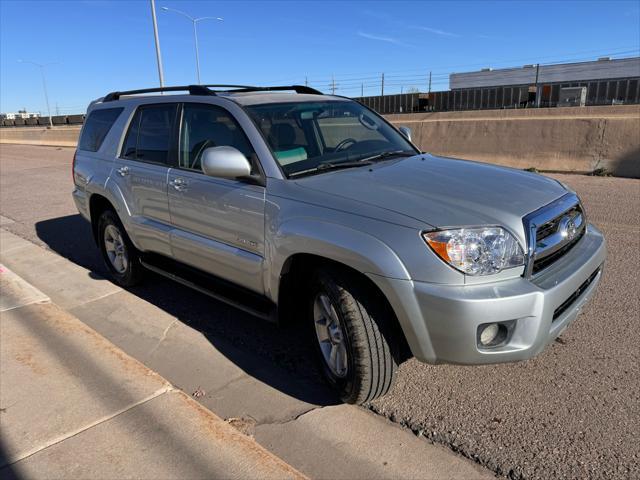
left=18, top=60, right=56, bottom=127
left=150, top=0, right=165, bottom=88
left=161, top=6, right=223, bottom=84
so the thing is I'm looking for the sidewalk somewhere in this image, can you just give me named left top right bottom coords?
left=0, top=265, right=306, bottom=479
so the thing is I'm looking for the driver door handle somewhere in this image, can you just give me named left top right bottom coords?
left=116, top=166, right=129, bottom=177
left=170, top=178, right=188, bottom=192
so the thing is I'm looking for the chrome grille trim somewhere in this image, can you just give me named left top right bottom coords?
left=522, top=193, right=586, bottom=278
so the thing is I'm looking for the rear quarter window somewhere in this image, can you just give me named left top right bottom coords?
left=78, top=108, right=124, bottom=152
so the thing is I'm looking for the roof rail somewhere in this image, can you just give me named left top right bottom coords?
left=204, top=84, right=323, bottom=95
left=103, top=85, right=215, bottom=102
left=203, top=84, right=259, bottom=90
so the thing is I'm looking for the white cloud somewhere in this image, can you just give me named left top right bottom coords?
left=413, top=26, right=459, bottom=37
left=357, top=31, right=414, bottom=48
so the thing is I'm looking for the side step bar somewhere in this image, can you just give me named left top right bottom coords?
left=140, top=254, right=277, bottom=323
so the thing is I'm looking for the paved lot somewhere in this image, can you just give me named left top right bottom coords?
left=1, top=144, right=639, bottom=479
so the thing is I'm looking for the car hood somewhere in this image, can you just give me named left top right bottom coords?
left=295, top=154, right=567, bottom=239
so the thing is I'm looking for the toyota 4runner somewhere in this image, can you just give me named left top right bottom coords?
left=73, top=85, right=606, bottom=404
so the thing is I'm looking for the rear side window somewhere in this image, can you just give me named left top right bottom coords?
left=121, top=104, right=177, bottom=164
left=78, top=108, right=123, bottom=152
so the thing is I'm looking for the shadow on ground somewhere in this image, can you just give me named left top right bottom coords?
left=0, top=437, right=22, bottom=478
left=34, top=214, right=339, bottom=407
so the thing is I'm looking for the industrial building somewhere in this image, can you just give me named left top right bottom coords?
left=356, top=56, right=640, bottom=114
left=447, top=56, right=640, bottom=109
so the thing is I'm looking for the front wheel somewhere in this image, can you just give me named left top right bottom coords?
left=309, top=267, right=399, bottom=404
left=98, top=210, right=143, bottom=287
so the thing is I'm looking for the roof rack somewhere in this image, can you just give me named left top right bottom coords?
left=204, top=84, right=323, bottom=95
left=102, top=84, right=324, bottom=103
left=202, top=84, right=259, bottom=90
left=103, top=85, right=215, bottom=102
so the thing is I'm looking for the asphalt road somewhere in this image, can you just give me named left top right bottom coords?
left=1, top=144, right=638, bottom=479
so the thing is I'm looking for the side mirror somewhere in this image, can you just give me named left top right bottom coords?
left=398, top=126, right=412, bottom=142
left=201, top=146, right=251, bottom=179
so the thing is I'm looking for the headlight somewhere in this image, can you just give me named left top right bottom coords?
left=423, top=227, right=524, bottom=275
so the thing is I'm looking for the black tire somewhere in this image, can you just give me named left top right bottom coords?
left=309, top=267, right=399, bottom=404
left=97, top=209, right=143, bottom=287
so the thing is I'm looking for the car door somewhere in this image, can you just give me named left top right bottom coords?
left=111, top=103, right=179, bottom=256
left=167, top=103, right=266, bottom=294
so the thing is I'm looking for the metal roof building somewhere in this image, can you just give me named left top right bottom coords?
left=450, top=57, right=640, bottom=89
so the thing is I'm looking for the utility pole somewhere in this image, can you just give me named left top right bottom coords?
left=305, top=76, right=308, bottom=87
left=361, top=83, right=364, bottom=97
left=331, top=74, right=336, bottom=95
left=401, top=86, right=403, bottom=95
left=150, top=0, right=165, bottom=88
left=381, top=73, right=384, bottom=96
left=55, top=102, right=59, bottom=116
left=534, top=63, right=540, bottom=107
left=428, top=71, right=432, bottom=93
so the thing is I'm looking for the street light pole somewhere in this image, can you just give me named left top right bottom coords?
left=150, top=0, right=165, bottom=88
left=18, top=60, right=55, bottom=127
left=193, top=20, right=201, bottom=84
left=161, top=6, right=223, bottom=84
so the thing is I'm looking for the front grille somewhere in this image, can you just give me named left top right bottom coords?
left=536, top=205, right=582, bottom=243
left=523, top=194, right=586, bottom=277
left=532, top=227, right=585, bottom=274
left=552, top=268, right=600, bottom=321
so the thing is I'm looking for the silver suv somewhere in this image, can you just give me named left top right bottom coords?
left=73, top=85, right=606, bottom=404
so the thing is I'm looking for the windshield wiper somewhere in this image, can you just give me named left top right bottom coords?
left=357, top=150, right=416, bottom=163
left=288, top=150, right=416, bottom=178
left=317, top=159, right=375, bottom=171
left=289, top=159, right=373, bottom=178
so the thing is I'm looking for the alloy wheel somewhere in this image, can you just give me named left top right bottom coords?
left=103, top=224, right=128, bottom=274
left=313, top=293, right=349, bottom=378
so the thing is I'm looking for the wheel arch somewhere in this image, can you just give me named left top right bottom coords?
left=276, top=252, right=412, bottom=363
left=89, top=193, right=117, bottom=245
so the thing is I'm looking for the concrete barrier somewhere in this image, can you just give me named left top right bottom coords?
left=1, top=106, right=638, bottom=177
left=0, top=126, right=81, bottom=148
left=386, top=105, right=640, bottom=178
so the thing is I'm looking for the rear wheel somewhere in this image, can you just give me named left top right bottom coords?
left=97, top=210, right=143, bottom=287
left=309, top=267, right=399, bottom=404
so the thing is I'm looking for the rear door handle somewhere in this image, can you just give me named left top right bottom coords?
left=170, top=178, right=188, bottom=191
left=116, top=166, right=130, bottom=177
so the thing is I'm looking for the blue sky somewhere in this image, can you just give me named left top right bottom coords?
left=1, top=0, right=639, bottom=114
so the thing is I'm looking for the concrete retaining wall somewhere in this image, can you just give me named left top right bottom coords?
left=386, top=105, right=640, bottom=178
left=0, top=126, right=81, bottom=148
left=1, top=105, right=638, bottom=177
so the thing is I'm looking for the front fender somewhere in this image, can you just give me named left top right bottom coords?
left=266, top=218, right=411, bottom=302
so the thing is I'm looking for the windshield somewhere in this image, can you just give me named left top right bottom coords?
left=244, top=100, right=417, bottom=177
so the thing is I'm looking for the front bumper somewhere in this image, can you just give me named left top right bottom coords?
left=369, top=224, right=606, bottom=365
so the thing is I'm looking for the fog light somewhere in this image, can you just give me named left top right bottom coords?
left=477, top=320, right=516, bottom=348
left=479, top=323, right=500, bottom=346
